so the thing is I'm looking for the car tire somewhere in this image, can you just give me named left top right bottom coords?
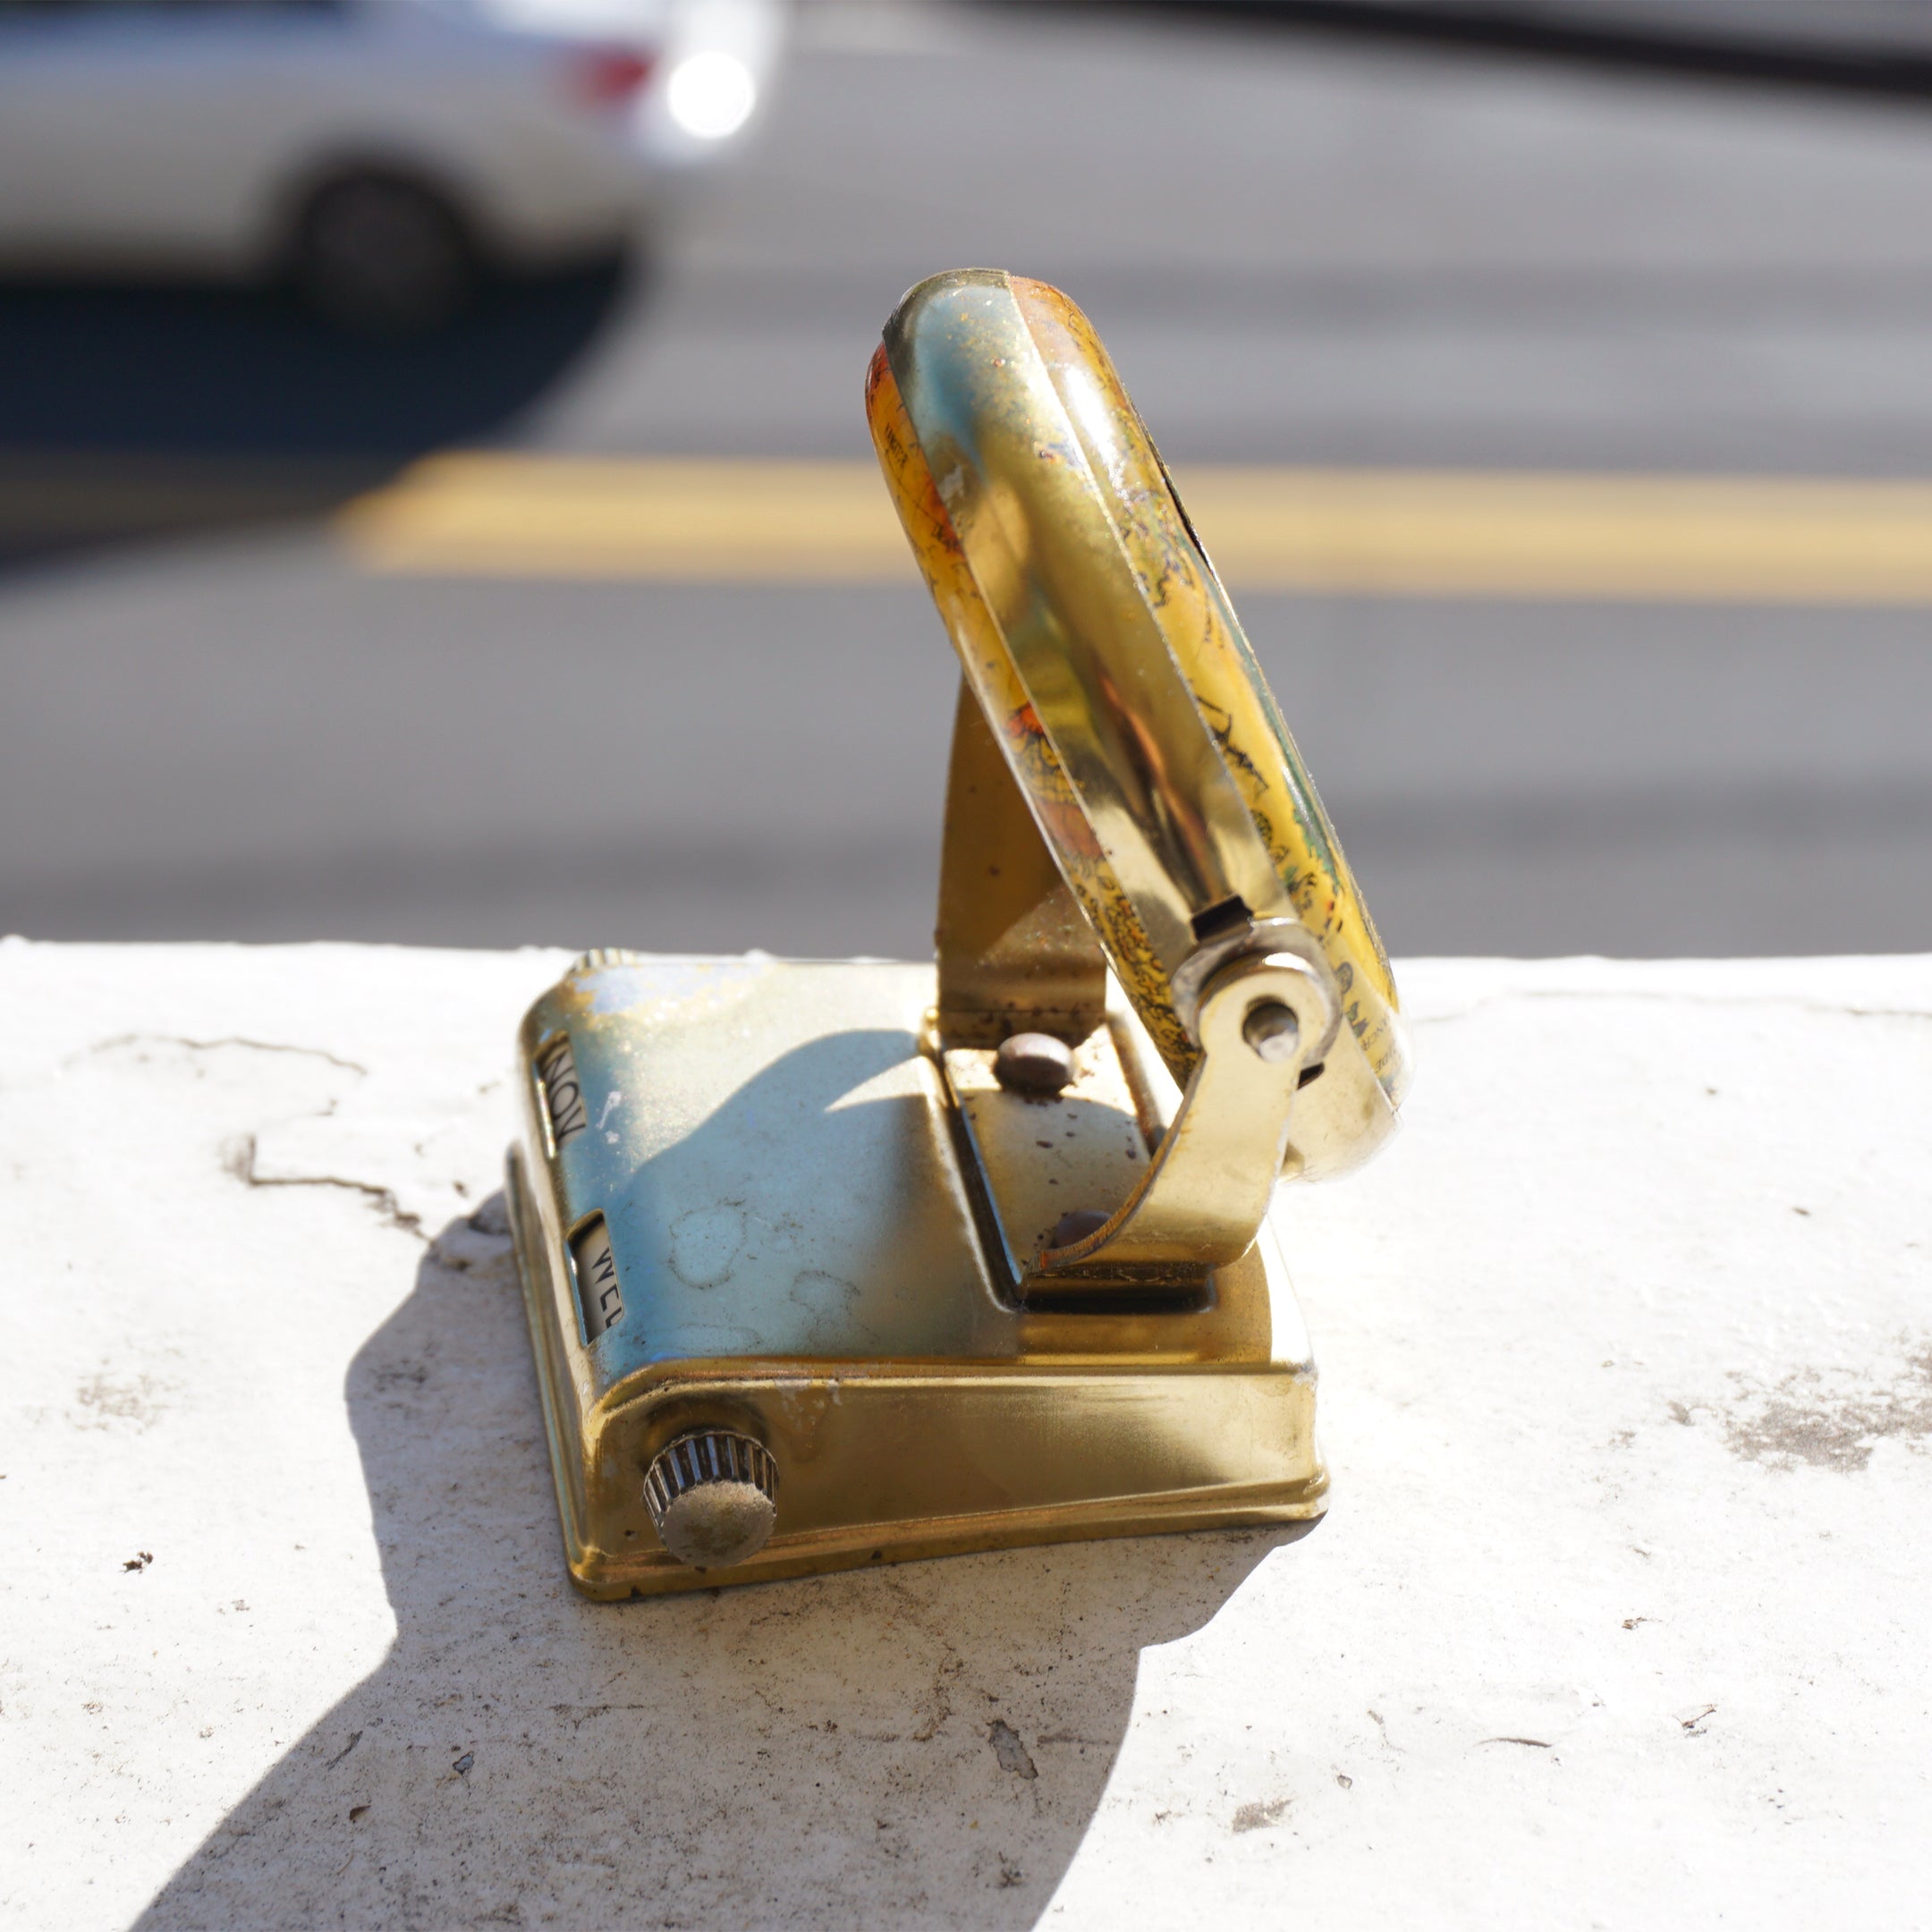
left=292, top=173, right=478, bottom=335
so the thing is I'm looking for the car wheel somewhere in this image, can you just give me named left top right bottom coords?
left=292, top=174, right=478, bottom=335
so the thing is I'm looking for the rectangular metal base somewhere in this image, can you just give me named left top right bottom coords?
left=508, top=953, right=1326, bottom=1598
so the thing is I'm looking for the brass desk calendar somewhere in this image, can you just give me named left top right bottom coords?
left=506, top=268, right=1411, bottom=1597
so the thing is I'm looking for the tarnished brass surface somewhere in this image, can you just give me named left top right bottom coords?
left=940, top=1012, right=1158, bottom=1296
left=1034, top=942, right=1339, bottom=1283
left=508, top=955, right=1321, bottom=1598
left=935, top=681, right=1107, bottom=1047
left=940, top=937, right=1341, bottom=1297
left=507, top=268, right=1409, bottom=1595
left=869, top=268, right=1410, bottom=1178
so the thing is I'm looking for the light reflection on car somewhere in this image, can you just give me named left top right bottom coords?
left=0, top=0, right=787, bottom=328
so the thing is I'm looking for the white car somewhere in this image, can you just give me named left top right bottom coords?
left=0, top=0, right=786, bottom=327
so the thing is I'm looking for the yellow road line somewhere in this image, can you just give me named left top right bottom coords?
left=335, top=453, right=1932, bottom=604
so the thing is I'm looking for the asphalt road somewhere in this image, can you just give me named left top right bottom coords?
left=4, top=0, right=1931, bottom=962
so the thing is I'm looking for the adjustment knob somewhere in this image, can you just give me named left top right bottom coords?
left=643, top=1430, right=779, bottom=1569
left=569, top=947, right=644, bottom=976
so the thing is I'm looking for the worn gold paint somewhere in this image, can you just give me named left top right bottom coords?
left=867, top=344, right=1186, bottom=1069
left=869, top=272, right=1409, bottom=1113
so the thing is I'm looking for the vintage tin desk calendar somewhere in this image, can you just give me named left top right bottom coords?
left=505, top=268, right=1412, bottom=1597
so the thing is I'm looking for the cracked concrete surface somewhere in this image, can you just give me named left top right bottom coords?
left=221, top=1131, right=427, bottom=1241
left=3, top=941, right=1930, bottom=1928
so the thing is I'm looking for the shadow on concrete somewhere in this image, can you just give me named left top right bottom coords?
left=0, top=255, right=632, bottom=571
left=134, top=1200, right=1309, bottom=1928
left=1004, top=0, right=1932, bottom=100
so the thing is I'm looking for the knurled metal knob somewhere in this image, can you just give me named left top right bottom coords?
left=569, top=947, right=644, bottom=976
left=643, top=1430, right=779, bottom=1570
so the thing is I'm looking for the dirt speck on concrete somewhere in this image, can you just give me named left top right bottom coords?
left=1719, top=1343, right=1932, bottom=1473
left=76, top=1373, right=171, bottom=1433
left=987, top=1721, right=1037, bottom=1780
left=1232, top=1798, right=1290, bottom=1833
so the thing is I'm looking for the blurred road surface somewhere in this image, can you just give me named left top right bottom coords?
left=4, top=0, right=1931, bottom=960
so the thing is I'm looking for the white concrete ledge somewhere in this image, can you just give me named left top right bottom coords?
left=4, top=941, right=1928, bottom=1928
